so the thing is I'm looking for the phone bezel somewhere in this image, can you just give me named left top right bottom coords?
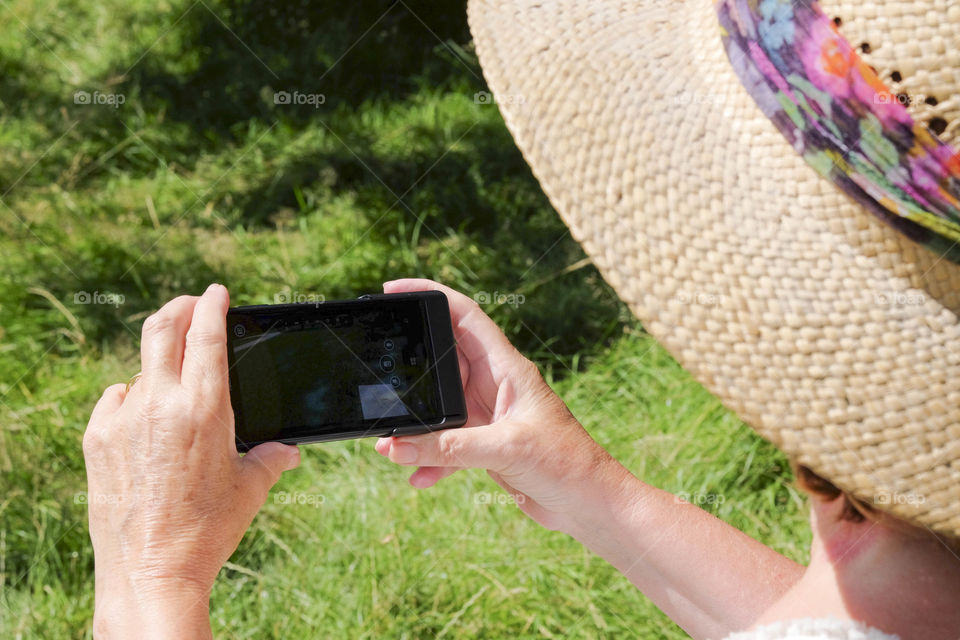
left=226, top=290, right=467, bottom=451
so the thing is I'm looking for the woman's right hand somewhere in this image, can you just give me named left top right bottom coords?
left=375, top=279, right=635, bottom=534
left=377, top=280, right=809, bottom=640
left=377, top=280, right=806, bottom=640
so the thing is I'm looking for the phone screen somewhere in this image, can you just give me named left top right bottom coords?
left=227, top=298, right=441, bottom=445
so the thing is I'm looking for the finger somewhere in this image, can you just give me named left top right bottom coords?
left=375, top=437, right=392, bottom=456
left=181, top=284, right=230, bottom=394
left=240, top=442, right=301, bottom=498
left=376, top=438, right=458, bottom=487
left=408, top=465, right=459, bottom=489
left=89, top=383, right=127, bottom=423
left=456, top=343, right=470, bottom=392
left=385, top=423, right=522, bottom=470
left=383, top=279, right=512, bottom=409
left=141, top=295, right=199, bottom=385
left=383, top=279, right=518, bottom=367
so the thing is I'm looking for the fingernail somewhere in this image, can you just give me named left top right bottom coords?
left=382, top=280, right=397, bottom=290
left=391, top=442, right=417, bottom=464
left=205, top=283, right=224, bottom=295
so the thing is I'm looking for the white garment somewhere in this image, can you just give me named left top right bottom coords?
left=721, top=618, right=900, bottom=640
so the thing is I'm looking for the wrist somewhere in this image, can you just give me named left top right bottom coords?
left=558, top=452, right=650, bottom=550
left=93, top=576, right=213, bottom=640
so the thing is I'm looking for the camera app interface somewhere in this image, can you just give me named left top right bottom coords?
left=228, top=299, right=440, bottom=443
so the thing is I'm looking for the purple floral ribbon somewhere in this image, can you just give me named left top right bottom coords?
left=715, top=0, right=960, bottom=263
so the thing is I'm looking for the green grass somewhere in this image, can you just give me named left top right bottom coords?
left=0, top=0, right=810, bottom=637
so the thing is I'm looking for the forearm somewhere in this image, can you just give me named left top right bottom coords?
left=561, top=459, right=804, bottom=639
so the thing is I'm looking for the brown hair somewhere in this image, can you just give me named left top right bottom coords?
left=793, top=464, right=873, bottom=523
left=793, top=463, right=960, bottom=555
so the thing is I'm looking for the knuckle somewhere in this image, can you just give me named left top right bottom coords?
left=82, top=425, right=105, bottom=457
left=466, top=295, right=483, bottom=314
left=167, top=294, right=195, bottom=309
left=460, top=301, right=485, bottom=326
left=186, top=327, right=226, bottom=349
left=185, top=358, right=229, bottom=398
left=142, top=296, right=193, bottom=337
left=436, top=431, right=466, bottom=465
left=97, top=383, right=126, bottom=412
left=141, top=310, right=174, bottom=337
left=500, top=422, right=532, bottom=460
left=135, top=386, right=179, bottom=422
left=519, top=357, right=539, bottom=380
left=107, top=382, right=127, bottom=398
left=509, top=356, right=545, bottom=397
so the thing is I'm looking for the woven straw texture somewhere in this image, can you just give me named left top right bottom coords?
left=831, top=1, right=960, bottom=148
left=466, top=0, right=960, bottom=537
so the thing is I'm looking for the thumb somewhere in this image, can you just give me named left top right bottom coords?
left=240, top=442, right=301, bottom=495
left=384, top=421, right=526, bottom=471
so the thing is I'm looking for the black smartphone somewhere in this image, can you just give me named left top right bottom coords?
left=226, top=291, right=467, bottom=451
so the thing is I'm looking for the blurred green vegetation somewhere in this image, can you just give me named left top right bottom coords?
left=0, top=0, right=809, bottom=637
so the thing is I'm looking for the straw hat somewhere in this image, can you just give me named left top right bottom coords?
left=466, top=0, right=960, bottom=537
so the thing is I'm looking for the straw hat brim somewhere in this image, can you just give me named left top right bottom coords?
left=467, top=0, right=960, bottom=536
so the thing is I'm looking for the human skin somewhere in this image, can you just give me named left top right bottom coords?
left=84, top=279, right=960, bottom=639
left=751, top=495, right=960, bottom=640
left=376, top=280, right=960, bottom=640
left=83, top=285, right=300, bottom=640
left=375, top=279, right=804, bottom=639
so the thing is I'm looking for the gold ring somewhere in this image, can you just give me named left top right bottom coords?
left=125, top=372, right=142, bottom=393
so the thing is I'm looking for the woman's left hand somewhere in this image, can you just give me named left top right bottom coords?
left=82, top=284, right=301, bottom=640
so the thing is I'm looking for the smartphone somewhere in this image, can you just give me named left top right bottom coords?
left=226, top=291, right=467, bottom=451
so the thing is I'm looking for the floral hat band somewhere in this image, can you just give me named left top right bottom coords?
left=716, top=0, right=960, bottom=263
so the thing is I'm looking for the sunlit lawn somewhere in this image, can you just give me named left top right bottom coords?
left=0, top=1, right=809, bottom=637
